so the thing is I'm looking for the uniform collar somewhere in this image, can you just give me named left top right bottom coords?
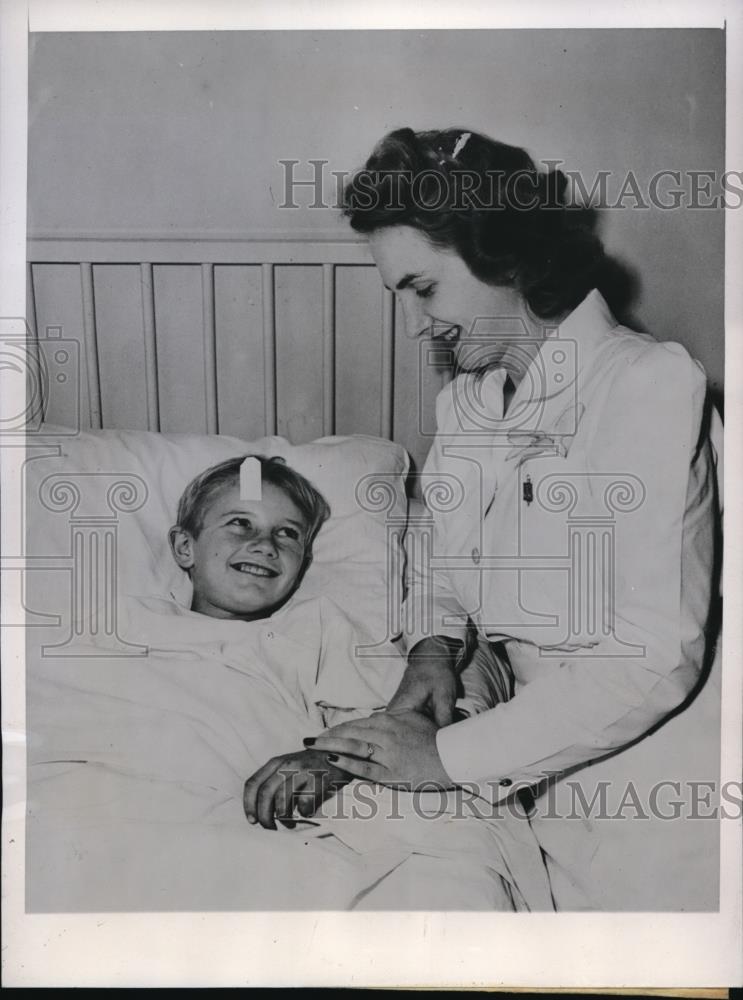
left=555, top=288, right=618, bottom=348
left=447, top=290, right=618, bottom=438
left=507, top=289, right=617, bottom=414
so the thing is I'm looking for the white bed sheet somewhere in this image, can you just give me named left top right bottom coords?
left=27, top=594, right=553, bottom=912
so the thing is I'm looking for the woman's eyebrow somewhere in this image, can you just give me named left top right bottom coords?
left=395, top=273, right=422, bottom=291
left=382, top=272, right=422, bottom=292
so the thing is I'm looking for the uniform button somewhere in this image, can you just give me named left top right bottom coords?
left=266, top=631, right=274, bottom=640
left=471, top=547, right=481, bottom=565
left=499, top=778, right=512, bottom=787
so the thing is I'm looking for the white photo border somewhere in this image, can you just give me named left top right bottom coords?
left=1, top=0, right=741, bottom=988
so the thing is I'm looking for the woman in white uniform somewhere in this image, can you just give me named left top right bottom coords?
left=311, top=127, right=722, bottom=910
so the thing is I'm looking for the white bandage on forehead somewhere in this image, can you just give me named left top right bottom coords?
left=239, top=456, right=262, bottom=501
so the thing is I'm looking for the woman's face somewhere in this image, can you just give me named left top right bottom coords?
left=368, top=225, right=544, bottom=381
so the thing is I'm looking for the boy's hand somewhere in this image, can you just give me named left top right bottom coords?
left=243, top=749, right=350, bottom=830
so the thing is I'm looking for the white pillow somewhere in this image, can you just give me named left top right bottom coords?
left=25, top=426, right=409, bottom=644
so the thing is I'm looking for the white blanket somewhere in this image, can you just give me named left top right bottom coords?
left=27, top=595, right=554, bottom=911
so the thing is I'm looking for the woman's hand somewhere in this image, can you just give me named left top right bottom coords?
left=386, top=636, right=463, bottom=727
left=305, top=709, right=454, bottom=790
left=243, top=749, right=350, bottom=830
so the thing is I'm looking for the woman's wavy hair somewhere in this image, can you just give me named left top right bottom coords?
left=342, top=127, right=607, bottom=319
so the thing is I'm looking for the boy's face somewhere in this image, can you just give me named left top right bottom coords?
left=171, top=480, right=310, bottom=620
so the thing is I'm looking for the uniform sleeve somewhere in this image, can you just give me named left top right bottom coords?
left=436, top=343, right=718, bottom=801
left=401, top=379, right=474, bottom=652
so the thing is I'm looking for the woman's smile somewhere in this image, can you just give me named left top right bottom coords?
left=368, top=225, right=545, bottom=384
left=431, top=324, right=461, bottom=343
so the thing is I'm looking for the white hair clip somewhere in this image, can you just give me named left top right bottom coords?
left=451, top=131, right=472, bottom=159
left=240, top=456, right=262, bottom=501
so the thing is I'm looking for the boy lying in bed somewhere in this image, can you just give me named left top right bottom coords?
left=29, top=453, right=550, bottom=911
left=169, top=453, right=509, bottom=832
left=168, top=453, right=361, bottom=828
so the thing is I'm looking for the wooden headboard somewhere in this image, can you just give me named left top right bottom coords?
left=26, top=232, right=448, bottom=472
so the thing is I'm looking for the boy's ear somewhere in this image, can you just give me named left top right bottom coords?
left=295, top=549, right=313, bottom=586
left=169, top=526, right=195, bottom=570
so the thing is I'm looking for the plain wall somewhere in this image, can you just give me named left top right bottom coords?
left=28, top=29, right=726, bottom=436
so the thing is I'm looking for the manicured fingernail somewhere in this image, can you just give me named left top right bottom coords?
left=303, top=738, right=316, bottom=746
left=246, top=814, right=256, bottom=824
left=326, top=754, right=339, bottom=763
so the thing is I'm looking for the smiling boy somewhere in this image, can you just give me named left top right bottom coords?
left=169, top=454, right=329, bottom=622
left=167, top=455, right=361, bottom=824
